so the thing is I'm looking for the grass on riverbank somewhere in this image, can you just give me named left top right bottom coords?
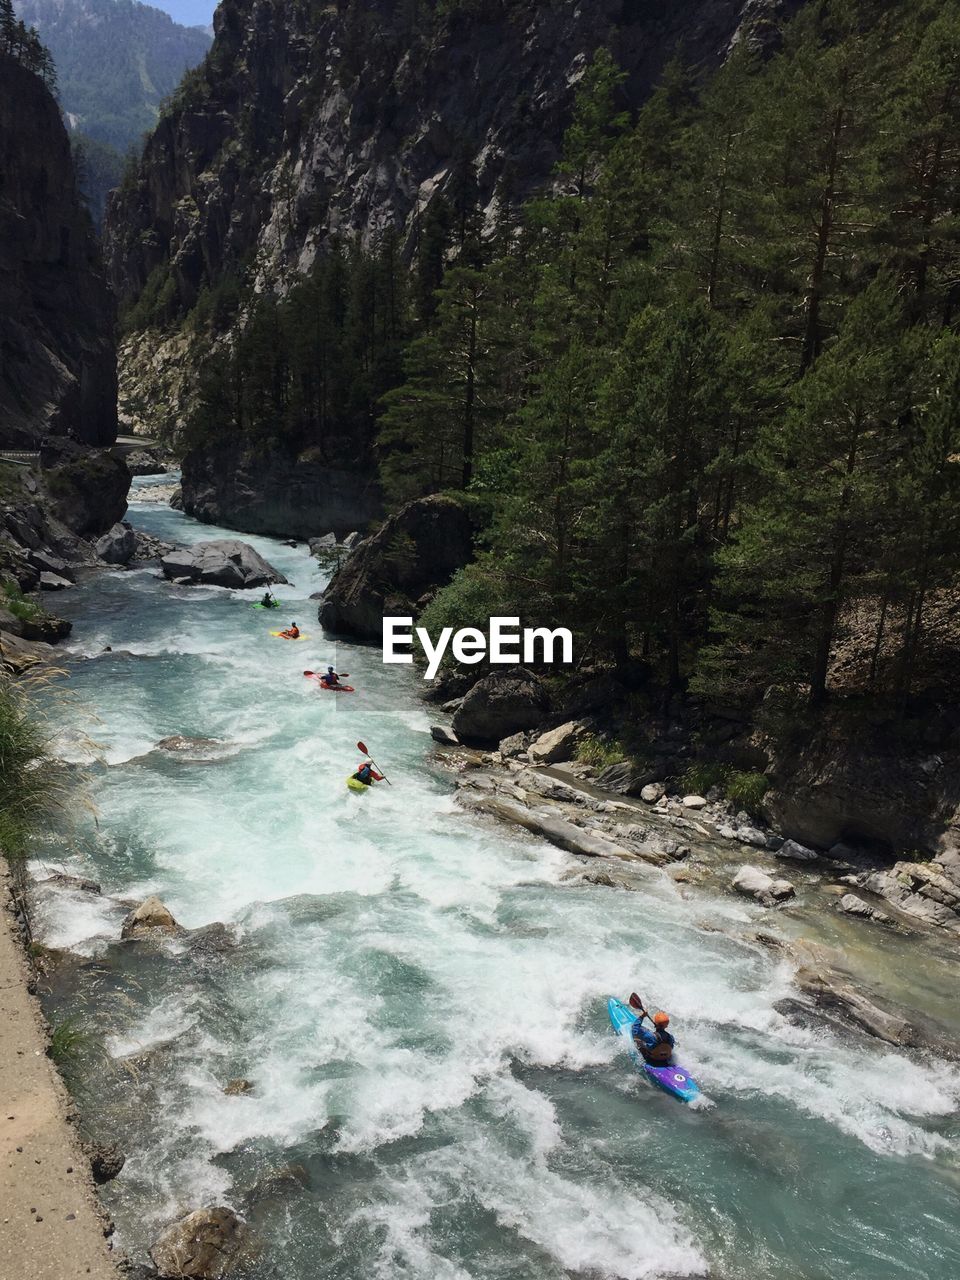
left=0, top=669, right=65, bottom=873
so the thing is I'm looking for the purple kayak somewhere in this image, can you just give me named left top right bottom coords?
left=608, top=997, right=701, bottom=1103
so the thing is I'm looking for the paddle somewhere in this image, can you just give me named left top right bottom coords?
left=629, top=992, right=649, bottom=1023
left=357, top=739, right=391, bottom=785
left=303, top=670, right=349, bottom=678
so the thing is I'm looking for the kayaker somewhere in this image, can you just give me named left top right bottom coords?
left=351, top=760, right=384, bottom=787
left=320, top=665, right=341, bottom=687
left=280, top=622, right=300, bottom=639
left=261, top=590, right=276, bottom=608
left=631, top=1001, right=675, bottom=1066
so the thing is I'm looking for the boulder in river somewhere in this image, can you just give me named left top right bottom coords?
left=150, top=1206, right=251, bottom=1280
left=732, top=865, right=796, bottom=906
left=452, top=667, right=550, bottom=745
left=96, top=521, right=137, bottom=565
left=160, top=540, right=288, bottom=589
left=640, top=783, right=665, bottom=804
left=121, top=895, right=182, bottom=940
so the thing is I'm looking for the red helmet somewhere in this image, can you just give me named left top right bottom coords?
left=653, top=1011, right=670, bottom=1028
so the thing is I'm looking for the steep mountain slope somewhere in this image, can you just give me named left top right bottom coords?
left=0, top=50, right=117, bottom=447
left=105, top=0, right=798, bottom=313
left=16, top=0, right=211, bottom=151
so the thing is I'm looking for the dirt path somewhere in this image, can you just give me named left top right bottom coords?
left=0, top=860, right=118, bottom=1280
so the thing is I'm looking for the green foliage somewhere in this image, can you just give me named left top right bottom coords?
left=678, top=762, right=730, bottom=797
left=418, top=561, right=512, bottom=648
left=0, top=672, right=60, bottom=864
left=724, top=770, right=769, bottom=815
left=2, top=581, right=44, bottom=625
left=48, top=1015, right=88, bottom=1071
left=575, top=734, right=626, bottom=768
left=17, top=0, right=210, bottom=151
left=678, top=763, right=769, bottom=813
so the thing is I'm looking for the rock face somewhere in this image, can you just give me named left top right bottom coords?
left=765, top=731, right=960, bottom=858
left=150, top=1207, right=250, bottom=1280
left=0, top=53, right=117, bottom=447
left=160, top=540, right=288, bottom=589
left=105, top=0, right=798, bottom=314
left=452, top=667, right=550, bottom=745
left=319, top=494, right=478, bottom=639
left=180, top=445, right=382, bottom=541
left=861, top=855, right=960, bottom=932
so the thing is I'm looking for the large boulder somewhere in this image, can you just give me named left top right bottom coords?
left=319, top=494, right=480, bottom=639
left=41, top=445, right=129, bottom=536
left=527, top=721, right=587, bottom=765
left=452, top=667, right=549, bottom=745
left=96, top=521, right=137, bottom=565
left=160, top=540, right=288, bottom=589
left=861, top=857, right=960, bottom=932
left=150, top=1207, right=250, bottom=1280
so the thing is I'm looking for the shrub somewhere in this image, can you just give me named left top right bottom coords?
left=725, top=769, right=769, bottom=815
left=48, top=1015, right=87, bottom=1069
left=576, top=733, right=626, bottom=768
left=2, top=581, right=44, bottom=624
left=0, top=671, right=64, bottom=866
left=678, top=762, right=730, bottom=796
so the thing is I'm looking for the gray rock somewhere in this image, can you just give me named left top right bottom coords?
left=717, top=824, right=739, bottom=840
left=160, top=540, right=288, bottom=589
left=837, top=893, right=891, bottom=924
left=682, top=794, right=707, bottom=810
left=38, top=571, right=73, bottom=590
left=498, top=730, right=531, bottom=758
left=640, top=783, right=665, bottom=804
left=776, top=838, right=819, bottom=862
left=96, top=521, right=137, bottom=565
left=121, top=895, right=182, bottom=940
left=309, top=532, right=338, bottom=557
left=732, top=865, right=795, bottom=906
left=150, top=1206, right=250, bottom=1279
left=27, top=548, right=73, bottom=579
left=528, top=721, right=585, bottom=764
left=430, top=725, right=459, bottom=746
left=452, top=667, right=549, bottom=745
left=736, top=825, right=770, bottom=848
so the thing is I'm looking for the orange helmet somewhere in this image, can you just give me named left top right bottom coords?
left=653, top=1011, right=670, bottom=1028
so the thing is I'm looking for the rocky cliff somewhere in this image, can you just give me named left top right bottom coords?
left=104, top=0, right=799, bottom=311
left=180, top=444, right=382, bottom=539
left=0, top=53, right=117, bottom=448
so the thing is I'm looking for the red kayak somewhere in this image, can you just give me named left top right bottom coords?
left=304, top=672, right=355, bottom=692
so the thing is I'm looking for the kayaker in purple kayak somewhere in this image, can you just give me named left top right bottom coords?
left=629, top=993, right=675, bottom=1065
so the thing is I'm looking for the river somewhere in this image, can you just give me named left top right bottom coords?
left=27, top=481, right=960, bottom=1280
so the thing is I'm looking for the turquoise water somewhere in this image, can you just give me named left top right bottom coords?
left=32, top=491, right=960, bottom=1279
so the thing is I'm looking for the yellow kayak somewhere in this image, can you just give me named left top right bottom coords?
left=270, top=631, right=311, bottom=641
left=346, top=775, right=369, bottom=792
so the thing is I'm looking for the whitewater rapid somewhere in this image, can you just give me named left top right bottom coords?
left=29, top=486, right=960, bottom=1280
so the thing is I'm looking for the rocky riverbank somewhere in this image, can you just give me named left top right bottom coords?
left=436, top=745, right=960, bottom=1056
left=0, top=859, right=119, bottom=1280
